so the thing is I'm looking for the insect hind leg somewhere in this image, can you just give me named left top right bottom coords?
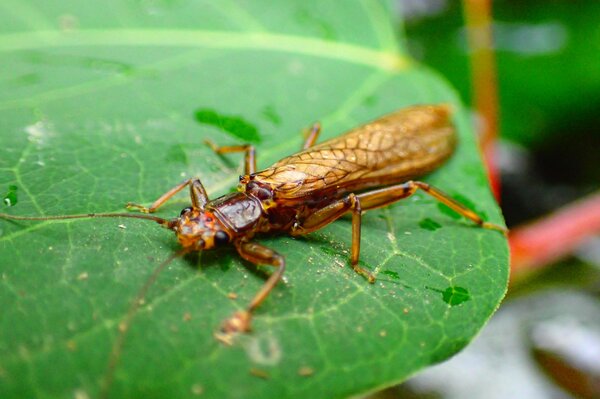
left=290, top=193, right=375, bottom=283
left=357, top=181, right=506, bottom=233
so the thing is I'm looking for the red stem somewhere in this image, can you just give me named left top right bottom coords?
left=510, top=191, right=600, bottom=280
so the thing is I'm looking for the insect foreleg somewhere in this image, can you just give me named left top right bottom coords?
left=302, top=122, right=321, bottom=149
left=218, top=241, right=286, bottom=341
left=290, top=194, right=375, bottom=283
left=357, top=181, right=506, bottom=233
left=204, top=140, right=256, bottom=175
left=126, top=178, right=209, bottom=213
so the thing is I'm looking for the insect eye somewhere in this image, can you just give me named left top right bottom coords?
left=180, top=207, right=192, bottom=217
left=214, top=230, right=230, bottom=245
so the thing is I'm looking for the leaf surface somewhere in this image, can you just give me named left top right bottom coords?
left=0, top=1, right=508, bottom=398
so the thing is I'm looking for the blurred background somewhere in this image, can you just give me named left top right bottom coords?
left=372, top=0, right=600, bottom=398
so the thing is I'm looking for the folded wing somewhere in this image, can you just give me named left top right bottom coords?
left=252, top=105, right=456, bottom=199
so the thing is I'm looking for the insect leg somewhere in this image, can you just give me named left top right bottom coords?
left=219, top=241, right=286, bottom=338
left=357, top=181, right=506, bottom=233
left=290, top=194, right=375, bottom=282
left=302, top=122, right=321, bottom=149
left=126, top=178, right=209, bottom=213
left=204, top=140, right=256, bottom=175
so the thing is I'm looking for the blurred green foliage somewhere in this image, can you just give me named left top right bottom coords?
left=404, top=0, right=600, bottom=145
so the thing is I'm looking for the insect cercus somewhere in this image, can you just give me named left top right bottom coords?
left=0, top=104, right=505, bottom=343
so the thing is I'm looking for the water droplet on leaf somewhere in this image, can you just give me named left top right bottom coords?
left=319, top=245, right=337, bottom=256
left=3, top=185, right=18, bottom=207
left=382, top=270, right=400, bottom=279
left=442, top=286, right=471, bottom=306
left=419, top=218, right=442, bottom=231
left=261, top=105, right=281, bottom=125
left=195, top=108, right=261, bottom=143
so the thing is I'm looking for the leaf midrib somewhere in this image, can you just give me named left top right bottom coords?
left=0, top=29, right=410, bottom=72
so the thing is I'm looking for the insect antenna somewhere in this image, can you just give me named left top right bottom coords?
left=100, top=246, right=188, bottom=398
left=0, top=212, right=176, bottom=229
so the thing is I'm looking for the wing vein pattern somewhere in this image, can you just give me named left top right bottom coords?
left=252, top=105, right=456, bottom=199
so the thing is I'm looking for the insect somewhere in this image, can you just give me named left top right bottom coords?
left=0, top=104, right=505, bottom=343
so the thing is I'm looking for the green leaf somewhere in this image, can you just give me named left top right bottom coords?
left=0, top=1, right=508, bottom=398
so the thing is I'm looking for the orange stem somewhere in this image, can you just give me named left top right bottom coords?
left=462, top=0, right=501, bottom=200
